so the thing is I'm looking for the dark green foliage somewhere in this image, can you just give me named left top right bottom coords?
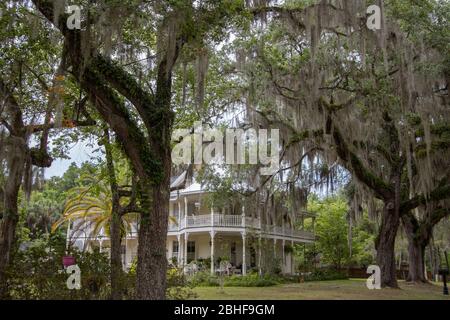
left=127, top=261, right=196, bottom=300
left=188, top=271, right=300, bottom=287
left=6, top=233, right=111, bottom=300
left=166, top=267, right=197, bottom=300
left=224, top=273, right=280, bottom=287
left=189, top=271, right=221, bottom=287
left=306, top=195, right=375, bottom=270
left=303, top=269, right=348, bottom=282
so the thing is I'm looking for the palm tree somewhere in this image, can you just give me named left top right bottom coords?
left=26, top=198, right=61, bottom=235
left=25, top=188, right=64, bottom=236
left=53, top=177, right=177, bottom=299
left=52, top=183, right=137, bottom=250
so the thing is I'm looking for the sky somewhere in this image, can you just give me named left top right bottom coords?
left=44, top=141, right=100, bottom=178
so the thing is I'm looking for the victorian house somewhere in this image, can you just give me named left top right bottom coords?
left=68, top=170, right=315, bottom=275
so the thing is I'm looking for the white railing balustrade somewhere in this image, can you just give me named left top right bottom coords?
left=188, top=214, right=210, bottom=227
left=166, top=213, right=315, bottom=240
left=292, top=229, right=315, bottom=240
left=222, top=214, right=241, bottom=226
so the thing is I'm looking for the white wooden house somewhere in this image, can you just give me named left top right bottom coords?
left=68, top=171, right=315, bottom=275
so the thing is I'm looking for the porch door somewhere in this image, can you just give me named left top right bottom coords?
left=230, top=241, right=237, bottom=266
left=250, top=247, right=256, bottom=267
left=172, top=240, right=179, bottom=259
left=187, top=241, right=196, bottom=263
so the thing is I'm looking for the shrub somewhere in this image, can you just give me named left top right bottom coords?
left=196, top=258, right=211, bottom=270
left=6, top=234, right=111, bottom=300
left=7, top=235, right=196, bottom=300
left=188, top=271, right=298, bottom=287
left=224, top=273, right=279, bottom=287
left=124, top=266, right=197, bottom=300
left=166, top=267, right=197, bottom=300
left=303, top=269, right=348, bottom=282
left=189, top=271, right=219, bottom=287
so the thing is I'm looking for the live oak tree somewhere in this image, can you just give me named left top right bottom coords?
left=388, top=0, right=450, bottom=283
left=401, top=206, right=450, bottom=282
left=0, top=2, right=95, bottom=296
left=236, top=0, right=450, bottom=287
left=4, top=0, right=447, bottom=298
left=30, top=0, right=245, bottom=299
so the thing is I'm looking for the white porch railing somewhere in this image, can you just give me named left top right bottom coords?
left=213, top=214, right=241, bottom=226
left=168, top=213, right=314, bottom=241
left=189, top=214, right=211, bottom=226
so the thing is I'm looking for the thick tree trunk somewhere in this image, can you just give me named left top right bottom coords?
left=0, top=137, right=27, bottom=298
left=0, top=208, right=19, bottom=298
left=402, top=213, right=430, bottom=283
left=30, top=0, right=177, bottom=299
left=110, top=211, right=123, bottom=299
left=0, top=217, right=18, bottom=298
left=376, top=201, right=400, bottom=288
left=406, top=239, right=427, bottom=282
left=134, top=53, right=174, bottom=300
left=104, top=128, right=124, bottom=300
left=429, top=240, right=439, bottom=280
left=136, top=182, right=170, bottom=300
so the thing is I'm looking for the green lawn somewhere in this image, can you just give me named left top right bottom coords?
left=192, top=279, right=450, bottom=300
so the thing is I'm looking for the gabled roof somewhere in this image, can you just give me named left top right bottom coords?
left=170, top=170, right=187, bottom=191
left=180, top=182, right=203, bottom=195
left=169, top=169, right=208, bottom=199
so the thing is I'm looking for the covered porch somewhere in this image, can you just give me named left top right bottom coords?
left=166, top=231, right=296, bottom=275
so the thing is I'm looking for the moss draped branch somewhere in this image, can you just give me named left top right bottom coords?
left=31, top=0, right=169, bottom=183
left=400, top=183, right=450, bottom=213
left=330, top=118, right=394, bottom=200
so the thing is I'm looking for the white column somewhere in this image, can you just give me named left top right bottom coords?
left=258, top=236, right=262, bottom=276
left=211, top=205, right=214, bottom=227
left=282, top=239, right=286, bottom=273
left=241, top=232, right=247, bottom=275
left=178, top=202, right=181, bottom=229
left=181, top=234, right=185, bottom=265
left=184, top=197, right=188, bottom=229
left=210, top=203, right=215, bottom=274
left=184, top=232, right=189, bottom=266
left=124, top=234, right=128, bottom=268
left=177, top=234, right=181, bottom=267
left=210, top=231, right=216, bottom=274
left=291, top=240, right=294, bottom=274
left=273, top=239, right=277, bottom=258
left=241, top=206, right=245, bottom=227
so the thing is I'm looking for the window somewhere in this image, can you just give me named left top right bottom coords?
left=250, top=247, right=256, bottom=267
left=231, top=242, right=236, bottom=254
left=172, top=240, right=179, bottom=254
left=230, top=242, right=237, bottom=265
left=187, top=241, right=195, bottom=263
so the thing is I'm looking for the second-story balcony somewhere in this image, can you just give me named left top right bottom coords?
left=168, top=213, right=314, bottom=242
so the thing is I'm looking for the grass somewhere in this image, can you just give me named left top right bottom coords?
left=192, top=279, right=450, bottom=300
